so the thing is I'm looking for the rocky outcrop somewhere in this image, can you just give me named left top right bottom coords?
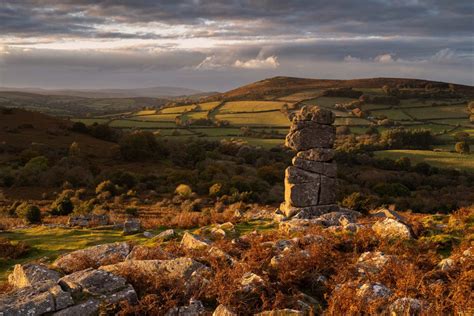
left=8, top=263, right=62, bottom=288
left=68, top=214, right=109, bottom=227
left=280, top=106, right=338, bottom=218
left=52, top=242, right=132, bottom=274
left=123, top=218, right=142, bottom=235
left=181, top=232, right=211, bottom=250
left=0, top=264, right=136, bottom=316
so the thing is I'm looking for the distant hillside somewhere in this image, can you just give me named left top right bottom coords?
left=207, top=76, right=474, bottom=101
left=0, top=91, right=167, bottom=117
left=0, top=108, right=115, bottom=159
left=0, top=86, right=208, bottom=98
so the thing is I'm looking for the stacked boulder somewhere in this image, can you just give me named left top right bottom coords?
left=280, top=106, right=338, bottom=218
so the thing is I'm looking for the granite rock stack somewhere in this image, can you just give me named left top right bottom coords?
left=280, top=106, right=338, bottom=218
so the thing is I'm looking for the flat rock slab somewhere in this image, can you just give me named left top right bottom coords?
left=292, top=157, right=337, bottom=178
left=181, top=232, right=211, bottom=250
left=285, top=124, right=335, bottom=151
left=101, top=257, right=206, bottom=280
left=319, top=176, right=337, bottom=205
left=284, top=179, right=320, bottom=207
left=0, top=281, right=74, bottom=316
left=53, top=242, right=132, bottom=274
left=8, top=263, right=62, bottom=288
left=285, top=166, right=321, bottom=184
left=296, top=148, right=335, bottom=162
left=280, top=202, right=339, bottom=218
left=58, top=268, right=129, bottom=297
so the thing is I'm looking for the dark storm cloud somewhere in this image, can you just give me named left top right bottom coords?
left=2, top=0, right=473, bottom=38
left=0, top=0, right=473, bottom=89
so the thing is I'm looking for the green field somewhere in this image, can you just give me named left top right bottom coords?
left=304, top=97, right=357, bottom=108
left=109, top=119, right=176, bottom=128
left=135, top=110, right=157, bottom=115
left=375, top=150, right=474, bottom=172
left=219, top=101, right=287, bottom=113
left=371, top=109, right=413, bottom=120
left=182, top=111, right=209, bottom=120
left=404, top=105, right=468, bottom=120
left=335, top=117, right=372, bottom=126
left=0, top=226, right=152, bottom=281
left=191, top=128, right=242, bottom=136
left=215, top=111, right=290, bottom=126
left=131, top=113, right=178, bottom=121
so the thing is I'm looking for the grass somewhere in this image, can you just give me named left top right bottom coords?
left=398, top=98, right=467, bottom=108
left=335, top=117, right=372, bottom=126
left=135, top=110, right=157, bottom=116
left=375, top=150, right=474, bottom=172
left=215, top=112, right=290, bottom=126
left=160, top=105, right=197, bottom=114
left=196, top=102, right=221, bottom=111
left=182, top=111, right=209, bottom=120
left=404, top=105, right=468, bottom=120
left=0, top=226, right=152, bottom=281
left=109, top=120, right=176, bottom=128
left=276, top=89, right=323, bottom=101
left=304, top=97, right=357, bottom=108
left=190, top=128, right=242, bottom=137
left=71, top=118, right=110, bottom=125
left=130, top=114, right=179, bottom=122
left=219, top=101, right=287, bottom=113
left=370, top=109, right=412, bottom=120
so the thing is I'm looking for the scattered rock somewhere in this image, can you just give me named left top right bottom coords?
left=123, top=218, right=142, bottom=235
left=125, top=245, right=167, bottom=260
left=0, top=281, right=74, bottom=316
left=388, top=297, right=423, bottom=315
left=240, top=272, right=265, bottom=292
left=166, top=298, right=206, bottom=316
left=154, top=229, right=176, bottom=242
left=213, top=304, right=237, bottom=316
left=255, top=309, right=307, bottom=316
left=68, top=214, right=109, bottom=227
left=143, top=231, right=154, bottom=238
left=53, top=242, right=132, bottom=274
left=370, top=208, right=406, bottom=223
left=181, top=232, right=211, bottom=250
left=372, top=218, right=413, bottom=240
left=8, top=263, right=62, bottom=288
left=357, top=251, right=396, bottom=275
left=357, top=282, right=392, bottom=301
left=438, top=258, right=455, bottom=271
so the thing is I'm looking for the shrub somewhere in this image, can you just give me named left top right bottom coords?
left=50, top=193, right=74, bottom=216
left=373, top=182, right=410, bottom=197
left=16, top=203, right=42, bottom=224
left=125, top=207, right=139, bottom=217
left=209, top=183, right=224, bottom=197
left=119, top=131, right=168, bottom=161
left=175, top=184, right=193, bottom=198
left=96, top=180, right=116, bottom=195
left=0, top=238, right=30, bottom=259
left=341, top=192, right=372, bottom=214
left=455, top=141, right=470, bottom=154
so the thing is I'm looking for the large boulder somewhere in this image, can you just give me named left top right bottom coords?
left=153, top=229, right=176, bottom=242
left=285, top=166, right=321, bottom=184
left=165, top=298, right=206, bottom=316
left=291, top=158, right=337, bottom=178
left=372, top=218, right=413, bottom=240
left=284, top=180, right=320, bottom=207
left=53, top=242, right=132, bottom=274
left=318, top=176, right=337, bottom=205
left=68, top=214, right=109, bottom=227
left=0, top=281, right=74, bottom=316
left=285, top=123, right=335, bottom=151
left=8, top=263, right=62, bottom=288
left=291, top=106, right=335, bottom=125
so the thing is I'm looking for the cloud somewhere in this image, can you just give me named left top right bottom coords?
left=234, top=56, right=279, bottom=69
left=374, top=53, right=396, bottom=63
left=343, top=55, right=361, bottom=63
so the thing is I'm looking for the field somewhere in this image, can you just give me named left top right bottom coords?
left=375, top=150, right=474, bottom=172
left=219, top=101, right=287, bottom=113
left=131, top=113, right=178, bottom=121
left=403, top=104, right=468, bottom=120
left=160, top=105, right=197, bottom=114
left=370, top=108, right=413, bottom=120
left=215, top=111, right=290, bottom=126
left=109, top=119, right=176, bottom=128
left=303, top=96, right=357, bottom=108
left=196, top=101, right=221, bottom=111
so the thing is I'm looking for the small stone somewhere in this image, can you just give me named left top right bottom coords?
left=357, top=282, right=392, bottom=301
left=123, top=218, right=142, bottom=235
left=143, top=231, right=154, bottom=238
left=389, top=297, right=423, bottom=315
left=154, top=229, right=176, bottom=242
left=181, top=232, right=211, bottom=250
left=213, top=304, right=237, bottom=316
left=240, top=272, right=265, bottom=292
left=370, top=208, right=406, bottom=222
left=438, top=258, right=455, bottom=271
left=372, top=218, right=413, bottom=240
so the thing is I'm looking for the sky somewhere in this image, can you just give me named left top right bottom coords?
left=0, top=0, right=473, bottom=91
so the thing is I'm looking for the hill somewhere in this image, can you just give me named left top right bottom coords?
left=210, top=76, right=474, bottom=101
left=0, top=86, right=208, bottom=99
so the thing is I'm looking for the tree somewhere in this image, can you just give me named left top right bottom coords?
left=69, top=141, right=81, bottom=157
left=455, top=141, right=470, bottom=154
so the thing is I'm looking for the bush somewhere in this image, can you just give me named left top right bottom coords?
left=341, top=192, right=372, bottom=214
left=96, top=180, right=116, bottom=195
left=0, top=238, right=30, bottom=259
left=455, top=141, right=470, bottom=154
left=16, top=203, right=42, bottom=224
left=50, top=193, right=74, bottom=216
left=373, top=182, right=410, bottom=197
left=125, top=207, right=139, bottom=217
left=175, top=184, right=193, bottom=198
left=119, top=131, right=168, bottom=161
